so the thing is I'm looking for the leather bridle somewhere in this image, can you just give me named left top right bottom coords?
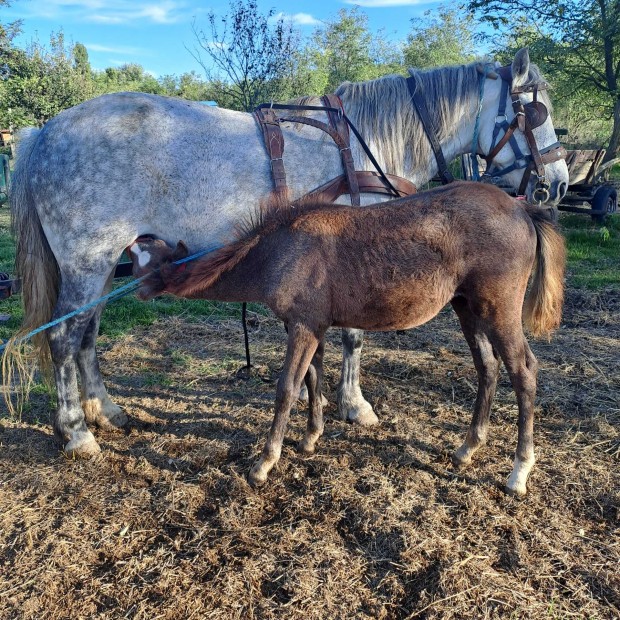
left=479, top=65, right=566, bottom=203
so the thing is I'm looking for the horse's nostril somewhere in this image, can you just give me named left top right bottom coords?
left=558, top=182, right=567, bottom=200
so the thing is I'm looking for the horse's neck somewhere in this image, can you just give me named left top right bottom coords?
left=340, top=71, right=478, bottom=187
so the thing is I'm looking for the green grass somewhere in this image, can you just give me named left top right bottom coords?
left=560, top=213, right=620, bottom=289
left=0, top=207, right=618, bottom=345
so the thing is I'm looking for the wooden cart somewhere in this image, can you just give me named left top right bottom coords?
left=557, top=149, right=619, bottom=224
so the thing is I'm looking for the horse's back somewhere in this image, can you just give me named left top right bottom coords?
left=15, top=93, right=271, bottom=257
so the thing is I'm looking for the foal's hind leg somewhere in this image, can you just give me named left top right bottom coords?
left=298, top=337, right=326, bottom=455
left=451, top=298, right=501, bottom=467
left=249, top=323, right=322, bottom=488
left=78, top=272, right=127, bottom=430
left=337, top=328, right=378, bottom=426
left=487, top=322, right=539, bottom=496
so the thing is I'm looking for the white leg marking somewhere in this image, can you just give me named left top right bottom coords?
left=506, top=454, right=536, bottom=497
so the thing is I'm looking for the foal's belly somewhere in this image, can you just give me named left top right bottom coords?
left=332, top=286, right=453, bottom=332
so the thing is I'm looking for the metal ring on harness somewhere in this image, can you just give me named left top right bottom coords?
left=533, top=182, right=550, bottom=204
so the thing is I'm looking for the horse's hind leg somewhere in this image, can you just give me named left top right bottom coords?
left=298, top=336, right=325, bottom=455
left=78, top=273, right=127, bottom=430
left=249, top=323, right=322, bottom=488
left=337, top=328, right=378, bottom=426
left=49, top=273, right=115, bottom=456
left=451, top=297, right=501, bottom=467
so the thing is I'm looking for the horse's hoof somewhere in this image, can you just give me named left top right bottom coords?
left=505, top=483, right=527, bottom=498
left=83, top=397, right=127, bottom=430
left=347, top=402, right=379, bottom=426
left=297, top=439, right=315, bottom=455
left=452, top=446, right=473, bottom=468
left=64, top=431, right=101, bottom=458
left=97, top=408, right=128, bottom=431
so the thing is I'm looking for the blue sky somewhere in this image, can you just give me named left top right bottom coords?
left=1, top=0, right=443, bottom=78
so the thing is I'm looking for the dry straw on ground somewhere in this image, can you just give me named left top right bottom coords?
left=1, top=287, right=618, bottom=619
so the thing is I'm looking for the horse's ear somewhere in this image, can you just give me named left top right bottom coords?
left=171, top=241, right=189, bottom=261
left=511, top=48, right=530, bottom=89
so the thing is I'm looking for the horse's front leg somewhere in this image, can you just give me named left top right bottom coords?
left=337, top=328, right=378, bottom=426
left=249, top=323, right=322, bottom=488
left=298, top=336, right=326, bottom=455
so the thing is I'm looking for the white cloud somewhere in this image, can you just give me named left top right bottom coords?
left=271, top=12, right=322, bottom=26
left=86, top=43, right=146, bottom=55
left=16, top=0, right=188, bottom=25
left=343, top=0, right=432, bottom=6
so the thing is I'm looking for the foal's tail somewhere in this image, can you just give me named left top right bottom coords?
left=523, top=205, right=566, bottom=338
left=2, top=128, right=59, bottom=415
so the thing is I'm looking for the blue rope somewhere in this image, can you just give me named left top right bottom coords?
left=470, top=64, right=492, bottom=181
left=0, top=243, right=221, bottom=353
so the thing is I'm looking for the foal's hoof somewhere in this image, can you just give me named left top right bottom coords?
left=297, top=385, right=328, bottom=407
left=297, top=439, right=316, bottom=455
left=64, top=431, right=101, bottom=458
left=248, top=464, right=268, bottom=489
left=451, top=447, right=473, bottom=468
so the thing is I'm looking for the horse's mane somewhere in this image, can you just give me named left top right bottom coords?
left=284, top=59, right=551, bottom=179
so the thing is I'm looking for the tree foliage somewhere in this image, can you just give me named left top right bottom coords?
left=404, top=6, right=476, bottom=68
left=190, top=0, right=301, bottom=111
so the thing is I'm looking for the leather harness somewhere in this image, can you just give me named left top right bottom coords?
left=254, top=95, right=417, bottom=206
left=407, top=65, right=566, bottom=201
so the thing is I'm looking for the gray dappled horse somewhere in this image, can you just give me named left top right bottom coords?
left=8, top=48, right=569, bottom=458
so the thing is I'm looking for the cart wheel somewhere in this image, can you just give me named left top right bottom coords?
left=591, top=185, right=617, bottom=224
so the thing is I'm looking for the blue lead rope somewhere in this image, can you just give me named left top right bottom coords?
left=0, top=243, right=221, bottom=353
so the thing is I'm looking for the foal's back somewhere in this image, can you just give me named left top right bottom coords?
left=268, top=182, right=536, bottom=331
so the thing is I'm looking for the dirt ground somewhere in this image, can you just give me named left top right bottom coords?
left=1, top=287, right=619, bottom=620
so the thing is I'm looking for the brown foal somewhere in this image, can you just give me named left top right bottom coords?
left=132, top=181, right=566, bottom=496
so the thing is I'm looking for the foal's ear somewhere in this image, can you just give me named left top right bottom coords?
left=171, top=240, right=189, bottom=262
left=511, top=47, right=530, bottom=90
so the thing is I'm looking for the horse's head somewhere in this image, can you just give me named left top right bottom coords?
left=476, top=48, right=569, bottom=205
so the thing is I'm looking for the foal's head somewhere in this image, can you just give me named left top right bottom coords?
left=130, top=237, right=189, bottom=299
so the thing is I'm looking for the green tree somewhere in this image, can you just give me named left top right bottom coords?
left=72, top=42, right=90, bottom=75
left=307, top=8, right=403, bottom=93
left=403, top=5, right=477, bottom=68
left=0, top=31, right=94, bottom=127
left=467, top=0, right=620, bottom=159
left=190, top=0, right=301, bottom=111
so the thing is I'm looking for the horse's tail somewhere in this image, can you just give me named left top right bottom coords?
left=2, top=128, right=59, bottom=415
left=523, top=205, right=566, bottom=338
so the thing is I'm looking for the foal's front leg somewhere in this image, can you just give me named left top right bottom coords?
left=337, top=328, right=379, bottom=426
left=249, top=324, right=322, bottom=488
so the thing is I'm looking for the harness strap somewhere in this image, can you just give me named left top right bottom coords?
left=407, top=73, right=454, bottom=184
left=302, top=171, right=416, bottom=203
left=254, top=107, right=287, bottom=194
